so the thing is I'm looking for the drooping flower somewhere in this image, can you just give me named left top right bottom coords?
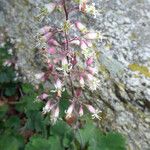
left=37, top=93, right=49, bottom=100
left=83, top=32, right=100, bottom=40
left=41, top=32, right=53, bottom=42
left=42, top=100, right=52, bottom=114
left=47, top=47, right=56, bottom=54
left=91, top=109, right=101, bottom=120
left=85, top=104, right=96, bottom=113
left=86, top=57, right=94, bottom=66
left=75, top=22, right=87, bottom=33
left=79, top=105, right=84, bottom=117
left=39, top=26, right=51, bottom=35
left=50, top=106, right=60, bottom=124
left=79, top=76, right=85, bottom=88
left=65, top=103, right=75, bottom=119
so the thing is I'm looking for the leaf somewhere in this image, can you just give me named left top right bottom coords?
left=22, top=83, right=35, bottom=94
left=4, top=86, right=16, bottom=96
left=25, top=135, right=51, bottom=150
left=5, top=116, right=20, bottom=130
left=25, top=135, right=62, bottom=150
left=0, top=104, right=8, bottom=119
left=0, top=132, right=24, bottom=150
left=99, top=132, right=126, bottom=150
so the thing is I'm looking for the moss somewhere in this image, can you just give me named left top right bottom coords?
left=128, top=64, right=150, bottom=78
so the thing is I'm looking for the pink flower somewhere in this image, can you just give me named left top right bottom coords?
left=38, top=93, right=49, bottom=100
left=65, top=103, right=75, bottom=119
left=80, top=40, right=88, bottom=50
left=51, top=106, right=59, bottom=124
left=86, top=57, right=93, bottom=66
left=83, top=32, right=99, bottom=40
left=87, top=66, right=97, bottom=75
left=47, top=39, right=60, bottom=46
left=85, top=104, right=96, bottom=113
left=75, top=88, right=82, bottom=97
left=70, top=39, right=80, bottom=46
left=79, top=106, right=84, bottom=117
left=41, top=32, right=52, bottom=42
left=75, top=22, right=87, bottom=33
left=79, top=76, right=85, bottom=87
left=48, top=47, right=56, bottom=54
left=42, top=100, right=52, bottom=114
left=39, top=26, right=51, bottom=35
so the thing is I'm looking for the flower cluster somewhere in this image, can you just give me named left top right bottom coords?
left=36, top=0, right=103, bottom=124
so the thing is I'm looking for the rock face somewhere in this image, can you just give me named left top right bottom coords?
left=0, top=0, right=150, bottom=149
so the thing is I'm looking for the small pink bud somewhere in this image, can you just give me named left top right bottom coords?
left=42, top=100, right=52, bottom=114
left=45, top=3, right=56, bottom=14
left=38, top=93, right=49, bottom=100
left=47, top=39, right=60, bottom=46
left=79, top=106, right=84, bottom=117
left=66, top=103, right=74, bottom=118
left=54, top=79, right=62, bottom=90
left=86, top=57, right=93, bottom=66
left=75, top=88, right=82, bottom=97
left=70, top=39, right=80, bottom=46
left=87, top=67, right=98, bottom=75
left=39, top=26, right=51, bottom=35
left=80, top=40, right=88, bottom=50
left=48, top=47, right=56, bottom=54
left=71, top=55, right=77, bottom=65
left=79, top=76, right=85, bottom=87
left=86, top=73, right=93, bottom=80
left=83, top=32, right=99, bottom=40
left=41, top=32, right=52, bottom=42
left=51, top=106, right=59, bottom=124
left=86, top=104, right=96, bottom=113
left=75, top=22, right=87, bottom=33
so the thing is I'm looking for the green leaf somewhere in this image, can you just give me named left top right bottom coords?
left=4, top=86, right=16, bottom=96
left=25, top=111, right=47, bottom=134
left=0, top=132, right=24, bottom=150
left=98, top=132, right=126, bottom=150
left=22, top=83, right=35, bottom=94
left=5, top=116, right=20, bottom=129
left=25, top=135, right=62, bottom=150
left=0, top=104, right=9, bottom=119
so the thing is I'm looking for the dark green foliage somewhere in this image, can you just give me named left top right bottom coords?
left=0, top=43, right=18, bottom=96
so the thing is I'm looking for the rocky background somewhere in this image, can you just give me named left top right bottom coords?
left=0, top=0, right=150, bottom=149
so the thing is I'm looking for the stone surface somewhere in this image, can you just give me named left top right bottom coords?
left=0, top=0, right=150, bottom=149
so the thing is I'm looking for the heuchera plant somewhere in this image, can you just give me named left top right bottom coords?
left=36, top=0, right=105, bottom=124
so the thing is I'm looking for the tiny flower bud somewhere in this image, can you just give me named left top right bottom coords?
left=42, top=100, right=52, bottom=114
left=85, top=104, right=96, bottom=113
left=79, top=76, right=85, bottom=87
left=79, top=106, right=84, bottom=117
left=87, top=66, right=98, bottom=75
left=75, top=88, right=82, bottom=97
left=48, top=47, right=56, bottom=54
left=54, top=79, right=62, bottom=90
left=83, top=32, right=99, bottom=40
left=80, top=40, right=88, bottom=50
left=38, top=93, right=49, bottom=100
left=86, top=57, right=93, bottom=66
left=47, top=39, right=60, bottom=46
left=39, top=26, right=51, bottom=35
left=70, top=39, right=80, bottom=46
left=66, top=103, right=74, bottom=119
left=45, top=3, right=56, bottom=14
left=41, top=32, right=52, bottom=42
left=51, top=106, right=59, bottom=124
